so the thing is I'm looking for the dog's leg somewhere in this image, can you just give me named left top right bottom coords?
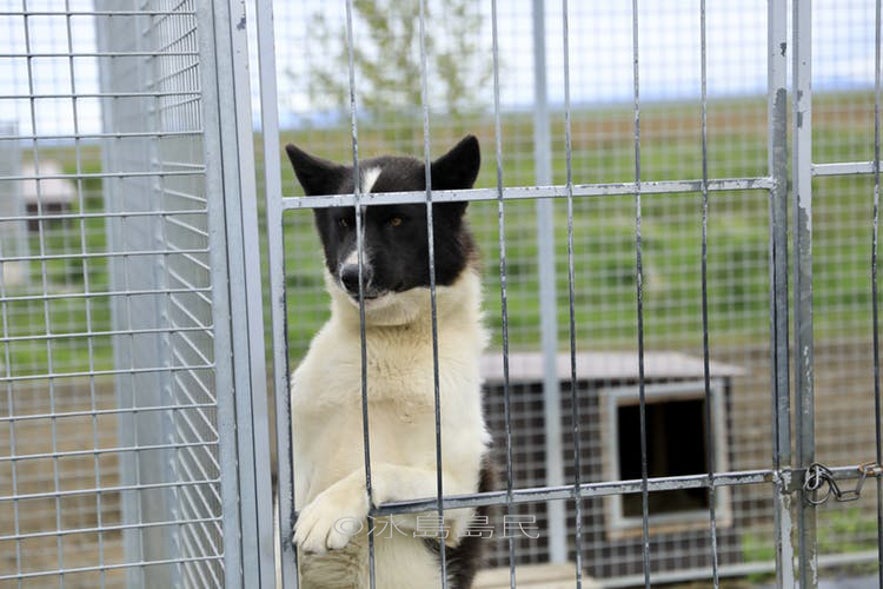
left=294, top=463, right=473, bottom=554
left=294, top=470, right=371, bottom=554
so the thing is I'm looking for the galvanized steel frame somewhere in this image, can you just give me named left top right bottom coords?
left=254, top=1, right=883, bottom=588
left=195, top=1, right=278, bottom=585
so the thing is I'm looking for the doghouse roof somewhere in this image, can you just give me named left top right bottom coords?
left=481, top=350, right=744, bottom=385
left=20, top=161, right=76, bottom=205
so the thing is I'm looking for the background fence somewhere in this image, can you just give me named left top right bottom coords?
left=0, top=0, right=880, bottom=587
left=0, top=1, right=273, bottom=587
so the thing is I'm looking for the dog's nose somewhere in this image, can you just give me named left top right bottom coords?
left=339, top=263, right=372, bottom=295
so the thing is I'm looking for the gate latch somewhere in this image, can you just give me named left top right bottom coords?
left=803, top=461, right=883, bottom=505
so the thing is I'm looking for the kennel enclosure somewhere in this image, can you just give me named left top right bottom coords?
left=0, top=1, right=880, bottom=588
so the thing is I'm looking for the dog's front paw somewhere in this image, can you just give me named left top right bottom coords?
left=294, top=482, right=370, bottom=554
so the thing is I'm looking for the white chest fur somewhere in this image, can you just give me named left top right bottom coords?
left=290, top=270, right=489, bottom=587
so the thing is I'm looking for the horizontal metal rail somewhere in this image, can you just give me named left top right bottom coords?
left=0, top=363, right=214, bottom=383
left=373, top=469, right=772, bottom=515
left=0, top=402, right=218, bottom=424
left=0, top=169, right=204, bottom=182
left=0, top=247, right=208, bottom=264
left=0, top=516, right=222, bottom=543
left=0, top=10, right=196, bottom=16
left=0, top=209, right=208, bottom=223
left=0, top=477, right=220, bottom=503
left=281, top=176, right=774, bottom=211
left=0, top=90, right=201, bottom=100
left=0, top=129, right=203, bottom=142
left=0, top=51, right=199, bottom=58
left=0, top=286, right=212, bottom=304
left=0, top=439, right=219, bottom=463
left=369, top=465, right=871, bottom=516
left=0, top=325, right=211, bottom=344
left=813, top=161, right=878, bottom=176
left=0, top=555, right=222, bottom=583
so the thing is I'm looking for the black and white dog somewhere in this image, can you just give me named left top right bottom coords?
left=285, top=136, right=493, bottom=588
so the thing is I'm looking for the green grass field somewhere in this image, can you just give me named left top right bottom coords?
left=4, top=92, right=878, bottom=372
left=276, top=93, right=877, bottom=358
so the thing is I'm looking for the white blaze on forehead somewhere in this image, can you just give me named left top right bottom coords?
left=361, top=167, right=382, bottom=194
left=340, top=169, right=377, bottom=272
left=342, top=248, right=360, bottom=267
left=342, top=212, right=368, bottom=268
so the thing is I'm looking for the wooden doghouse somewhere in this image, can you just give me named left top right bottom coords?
left=480, top=351, right=743, bottom=580
left=21, top=161, right=75, bottom=232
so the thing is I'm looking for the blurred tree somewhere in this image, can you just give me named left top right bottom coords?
left=301, top=0, right=491, bottom=130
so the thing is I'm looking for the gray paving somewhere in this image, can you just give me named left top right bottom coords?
left=757, top=576, right=879, bottom=589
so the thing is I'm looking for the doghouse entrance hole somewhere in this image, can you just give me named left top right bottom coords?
left=603, top=376, right=733, bottom=537
left=617, top=396, right=710, bottom=517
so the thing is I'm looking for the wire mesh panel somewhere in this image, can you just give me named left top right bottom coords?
left=0, top=3, right=127, bottom=586
left=0, top=122, right=28, bottom=290
left=803, top=0, right=881, bottom=583
left=96, top=2, right=223, bottom=586
left=0, top=1, right=272, bottom=587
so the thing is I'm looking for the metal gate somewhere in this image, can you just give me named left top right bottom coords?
left=259, top=0, right=882, bottom=587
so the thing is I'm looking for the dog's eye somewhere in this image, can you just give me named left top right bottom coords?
left=388, top=216, right=403, bottom=227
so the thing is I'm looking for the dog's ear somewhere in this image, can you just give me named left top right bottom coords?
left=430, top=135, right=480, bottom=192
left=285, top=144, right=347, bottom=196
left=429, top=135, right=480, bottom=218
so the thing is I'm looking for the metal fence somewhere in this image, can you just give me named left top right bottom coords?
left=0, top=1, right=272, bottom=587
left=264, top=0, right=882, bottom=587
left=0, top=0, right=880, bottom=588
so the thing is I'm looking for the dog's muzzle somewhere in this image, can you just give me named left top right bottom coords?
left=339, top=262, right=375, bottom=298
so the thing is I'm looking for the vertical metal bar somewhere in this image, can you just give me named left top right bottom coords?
left=95, top=9, right=146, bottom=585
left=222, top=0, right=278, bottom=571
left=66, top=3, right=107, bottom=583
left=0, top=238, right=19, bottom=580
left=253, top=0, right=299, bottom=584
left=489, top=1, right=516, bottom=586
left=233, top=2, right=278, bottom=582
left=197, top=1, right=243, bottom=583
left=697, top=2, right=720, bottom=586
left=530, top=0, right=567, bottom=564
left=415, top=1, right=448, bottom=585
left=221, top=0, right=276, bottom=580
left=340, top=1, right=377, bottom=586
left=560, top=0, right=583, bottom=585
left=630, top=2, right=651, bottom=587
left=872, top=0, right=882, bottom=584
left=200, top=0, right=279, bottom=584
left=767, top=0, right=795, bottom=587
left=22, top=2, right=67, bottom=581
left=792, top=0, right=816, bottom=586
left=151, top=21, right=180, bottom=573
left=150, top=12, right=181, bottom=581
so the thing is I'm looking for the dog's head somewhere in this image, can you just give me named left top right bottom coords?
left=285, top=135, right=480, bottom=310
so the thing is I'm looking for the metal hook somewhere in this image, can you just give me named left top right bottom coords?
left=803, top=461, right=882, bottom=505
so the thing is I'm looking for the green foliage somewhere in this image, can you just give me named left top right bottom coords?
left=6, top=161, right=112, bottom=376
left=740, top=530, right=776, bottom=583
left=6, top=92, right=877, bottom=373
left=741, top=507, right=879, bottom=583
left=279, top=93, right=877, bottom=359
left=819, top=507, right=879, bottom=555
left=301, top=0, right=491, bottom=143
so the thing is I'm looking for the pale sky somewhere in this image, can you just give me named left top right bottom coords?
left=0, top=1, right=877, bottom=136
